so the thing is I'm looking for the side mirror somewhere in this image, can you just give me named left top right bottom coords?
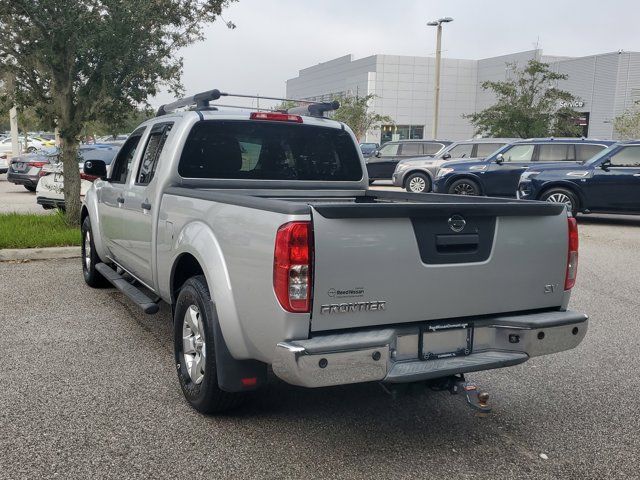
left=83, top=159, right=107, bottom=179
left=442, top=152, right=451, bottom=160
left=374, top=150, right=381, bottom=158
left=495, top=153, right=505, bottom=165
left=600, top=158, right=611, bottom=170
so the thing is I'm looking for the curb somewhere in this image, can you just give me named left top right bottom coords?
left=0, top=246, right=81, bottom=262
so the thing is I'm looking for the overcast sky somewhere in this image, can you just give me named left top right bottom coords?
left=153, top=0, right=639, bottom=107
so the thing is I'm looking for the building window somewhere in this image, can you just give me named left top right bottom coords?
left=381, top=124, right=424, bottom=143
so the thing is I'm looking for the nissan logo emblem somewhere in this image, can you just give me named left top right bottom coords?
left=448, top=215, right=466, bottom=232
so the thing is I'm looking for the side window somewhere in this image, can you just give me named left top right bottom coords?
left=537, top=144, right=569, bottom=162
left=378, top=143, right=399, bottom=156
left=475, top=143, right=504, bottom=157
left=109, top=129, right=145, bottom=183
left=576, top=144, right=606, bottom=162
left=136, top=123, right=173, bottom=185
left=447, top=144, right=473, bottom=158
left=503, top=144, right=535, bottom=162
left=423, top=143, right=444, bottom=155
left=609, top=146, right=640, bottom=167
left=400, top=143, right=422, bottom=156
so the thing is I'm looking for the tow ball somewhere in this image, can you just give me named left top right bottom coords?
left=445, top=375, right=492, bottom=414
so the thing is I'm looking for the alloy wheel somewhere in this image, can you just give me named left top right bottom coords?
left=182, top=305, right=206, bottom=384
left=408, top=176, right=426, bottom=193
left=453, top=183, right=477, bottom=195
left=546, top=192, right=574, bottom=211
left=83, top=230, right=92, bottom=271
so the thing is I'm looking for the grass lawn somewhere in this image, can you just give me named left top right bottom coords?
left=0, top=212, right=81, bottom=249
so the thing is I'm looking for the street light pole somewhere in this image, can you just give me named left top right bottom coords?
left=427, top=17, right=453, bottom=140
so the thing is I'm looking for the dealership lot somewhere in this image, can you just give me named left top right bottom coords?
left=0, top=215, right=638, bottom=479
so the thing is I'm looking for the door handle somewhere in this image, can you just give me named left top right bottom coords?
left=117, top=196, right=125, bottom=204
left=141, top=202, right=152, bottom=210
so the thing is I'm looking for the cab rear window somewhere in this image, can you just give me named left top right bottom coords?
left=178, top=120, right=363, bottom=181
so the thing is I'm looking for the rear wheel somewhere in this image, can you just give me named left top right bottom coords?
left=24, top=185, right=36, bottom=192
left=541, top=188, right=579, bottom=216
left=81, top=216, right=109, bottom=288
left=448, top=178, right=480, bottom=196
left=174, top=275, right=246, bottom=414
left=405, top=172, right=431, bottom=193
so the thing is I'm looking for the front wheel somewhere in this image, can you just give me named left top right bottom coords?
left=448, top=178, right=480, bottom=196
left=24, top=185, right=36, bottom=192
left=541, top=188, right=579, bottom=216
left=81, top=216, right=109, bottom=288
left=405, top=172, right=431, bottom=193
left=174, top=275, right=246, bottom=414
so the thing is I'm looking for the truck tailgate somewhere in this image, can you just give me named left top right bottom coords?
left=310, top=202, right=568, bottom=332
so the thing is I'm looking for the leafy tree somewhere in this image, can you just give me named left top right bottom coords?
left=331, top=94, right=393, bottom=141
left=465, top=60, right=583, bottom=138
left=85, top=108, right=154, bottom=138
left=0, top=0, right=235, bottom=224
left=272, top=100, right=300, bottom=111
left=613, top=103, right=640, bottom=140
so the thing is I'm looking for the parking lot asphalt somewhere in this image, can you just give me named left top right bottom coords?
left=1, top=214, right=639, bottom=479
left=0, top=174, right=48, bottom=214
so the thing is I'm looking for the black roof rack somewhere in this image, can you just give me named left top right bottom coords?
left=156, top=89, right=340, bottom=118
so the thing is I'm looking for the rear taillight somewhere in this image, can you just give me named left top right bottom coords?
left=28, top=161, right=46, bottom=168
left=80, top=173, right=99, bottom=181
left=250, top=112, right=303, bottom=123
left=565, top=217, right=579, bottom=290
left=273, top=221, right=313, bottom=313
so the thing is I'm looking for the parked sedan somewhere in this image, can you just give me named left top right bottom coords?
left=517, top=141, right=640, bottom=216
left=366, top=139, right=452, bottom=183
left=392, top=138, right=514, bottom=193
left=36, top=144, right=119, bottom=209
left=6, top=149, right=58, bottom=191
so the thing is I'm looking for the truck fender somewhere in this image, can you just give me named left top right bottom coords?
left=169, top=221, right=252, bottom=360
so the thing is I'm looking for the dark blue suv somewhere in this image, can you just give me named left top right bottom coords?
left=432, top=138, right=614, bottom=197
left=517, top=141, right=640, bottom=216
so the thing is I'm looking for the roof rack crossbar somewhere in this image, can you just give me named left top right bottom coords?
left=156, top=89, right=337, bottom=117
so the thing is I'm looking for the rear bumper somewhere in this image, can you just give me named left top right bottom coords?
left=272, top=310, right=588, bottom=388
left=37, top=196, right=65, bottom=209
left=6, top=171, right=39, bottom=187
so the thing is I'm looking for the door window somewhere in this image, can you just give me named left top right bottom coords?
left=447, top=144, right=473, bottom=158
left=502, top=144, right=535, bottom=162
left=378, top=143, right=400, bottom=156
left=537, top=144, right=570, bottom=162
left=609, top=146, right=640, bottom=167
left=576, top=144, right=606, bottom=162
left=400, top=143, right=422, bottom=156
left=423, top=143, right=444, bottom=155
left=136, top=123, right=173, bottom=185
left=109, top=128, right=145, bottom=183
left=475, top=143, right=504, bottom=157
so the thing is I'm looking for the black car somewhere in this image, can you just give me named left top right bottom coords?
left=366, top=139, right=452, bottom=182
left=518, top=141, right=640, bottom=216
left=433, top=138, right=614, bottom=197
left=359, top=142, right=379, bottom=158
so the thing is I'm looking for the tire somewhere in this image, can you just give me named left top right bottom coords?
left=24, top=185, right=36, bottom=192
left=81, top=216, right=109, bottom=288
left=404, top=172, right=431, bottom=193
left=541, top=188, right=579, bottom=216
left=174, top=275, right=246, bottom=414
left=448, top=178, right=481, bottom=196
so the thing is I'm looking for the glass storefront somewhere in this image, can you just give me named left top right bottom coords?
left=380, top=125, right=424, bottom=144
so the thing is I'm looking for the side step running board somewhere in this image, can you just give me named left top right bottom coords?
left=95, top=263, right=160, bottom=314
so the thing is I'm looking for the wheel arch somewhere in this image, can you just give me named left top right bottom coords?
left=445, top=173, right=484, bottom=194
left=537, top=181, right=585, bottom=211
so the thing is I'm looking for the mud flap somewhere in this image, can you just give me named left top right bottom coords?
left=210, top=301, right=268, bottom=392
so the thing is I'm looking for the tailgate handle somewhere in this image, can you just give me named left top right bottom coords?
left=435, top=234, right=479, bottom=254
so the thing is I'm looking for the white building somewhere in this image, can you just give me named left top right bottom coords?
left=286, top=49, right=640, bottom=143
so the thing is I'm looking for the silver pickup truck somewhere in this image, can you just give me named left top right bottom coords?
left=81, top=90, right=586, bottom=414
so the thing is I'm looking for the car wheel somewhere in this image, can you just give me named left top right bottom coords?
left=26, top=147, right=36, bottom=153
left=174, top=275, right=246, bottom=414
left=405, top=172, right=431, bottom=193
left=541, top=188, right=579, bottom=216
left=448, top=178, right=480, bottom=196
left=24, top=185, right=36, bottom=192
left=81, top=216, right=109, bottom=288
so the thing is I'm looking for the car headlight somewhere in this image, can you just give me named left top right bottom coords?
left=519, top=170, right=541, bottom=181
left=436, top=167, right=454, bottom=179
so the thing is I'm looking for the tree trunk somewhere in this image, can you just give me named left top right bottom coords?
left=61, top=136, right=82, bottom=226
